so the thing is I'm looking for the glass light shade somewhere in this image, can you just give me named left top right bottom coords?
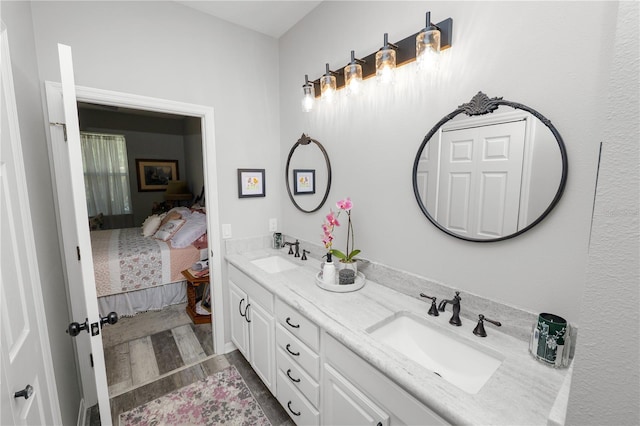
left=416, top=27, right=441, bottom=71
left=320, top=74, right=337, bottom=101
left=301, top=83, right=315, bottom=112
left=376, top=47, right=396, bottom=84
left=344, top=63, right=363, bottom=96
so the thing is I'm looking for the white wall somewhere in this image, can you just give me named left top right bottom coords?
left=566, top=1, right=640, bottom=424
left=1, top=2, right=81, bottom=424
left=29, top=0, right=283, bottom=241
left=279, top=1, right=615, bottom=324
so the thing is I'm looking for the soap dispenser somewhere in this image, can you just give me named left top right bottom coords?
left=323, top=252, right=336, bottom=285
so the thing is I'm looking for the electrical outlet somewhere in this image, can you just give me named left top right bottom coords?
left=269, top=218, right=277, bottom=232
left=222, top=224, right=232, bottom=239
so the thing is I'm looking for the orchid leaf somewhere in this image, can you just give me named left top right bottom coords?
left=330, top=249, right=347, bottom=260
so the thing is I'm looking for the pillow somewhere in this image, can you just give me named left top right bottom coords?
left=153, top=219, right=185, bottom=241
left=167, top=206, right=192, bottom=219
left=159, top=211, right=181, bottom=228
left=171, top=211, right=207, bottom=248
left=141, top=214, right=162, bottom=237
left=88, top=213, right=104, bottom=230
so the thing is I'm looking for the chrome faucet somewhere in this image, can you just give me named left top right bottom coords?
left=438, top=291, right=462, bottom=326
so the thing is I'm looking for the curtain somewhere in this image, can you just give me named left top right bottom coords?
left=80, top=132, right=132, bottom=217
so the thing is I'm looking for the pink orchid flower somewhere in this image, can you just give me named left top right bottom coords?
left=326, top=210, right=340, bottom=227
left=336, top=197, right=352, bottom=211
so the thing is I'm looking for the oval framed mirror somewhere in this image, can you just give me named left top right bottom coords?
left=412, top=92, right=568, bottom=242
left=286, top=134, right=332, bottom=213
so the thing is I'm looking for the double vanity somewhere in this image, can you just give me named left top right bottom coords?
left=225, top=238, right=571, bottom=425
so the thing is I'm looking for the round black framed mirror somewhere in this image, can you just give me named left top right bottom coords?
left=286, top=134, right=332, bottom=213
left=412, top=92, right=568, bottom=242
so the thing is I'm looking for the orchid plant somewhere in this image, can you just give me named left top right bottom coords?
left=321, top=197, right=360, bottom=263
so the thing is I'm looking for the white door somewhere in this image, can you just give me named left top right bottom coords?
left=0, top=25, right=61, bottom=425
left=322, top=364, right=389, bottom=426
left=47, top=43, right=113, bottom=425
left=229, top=281, right=250, bottom=358
left=437, top=120, right=526, bottom=239
left=248, top=301, right=275, bottom=393
left=415, top=133, right=440, bottom=214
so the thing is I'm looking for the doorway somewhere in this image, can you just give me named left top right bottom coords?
left=44, top=82, right=224, bottom=423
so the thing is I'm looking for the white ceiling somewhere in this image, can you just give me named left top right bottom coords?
left=176, top=1, right=323, bottom=38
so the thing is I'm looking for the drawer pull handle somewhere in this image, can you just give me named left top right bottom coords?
left=287, top=401, right=301, bottom=416
left=286, top=369, right=301, bottom=383
left=285, top=317, right=300, bottom=328
left=286, top=343, right=300, bottom=356
left=245, top=304, right=251, bottom=323
left=239, top=298, right=246, bottom=317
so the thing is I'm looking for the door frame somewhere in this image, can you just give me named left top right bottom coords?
left=42, top=82, right=225, bottom=398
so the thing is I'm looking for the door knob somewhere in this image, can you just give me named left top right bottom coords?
left=66, top=319, right=88, bottom=337
left=14, top=384, right=34, bottom=400
left=100, top=312, right=118, bottom=328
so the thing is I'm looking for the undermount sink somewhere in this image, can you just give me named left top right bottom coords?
left=367, top=312, right=503, bottom=394
left=251, top=256, right=299, bottom=274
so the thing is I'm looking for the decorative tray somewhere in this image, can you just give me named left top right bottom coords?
left=315, top=271, right=366, bottom=293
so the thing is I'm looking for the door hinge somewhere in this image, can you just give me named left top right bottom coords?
left=76, top=246, right=81, bottom=261
left=90, top=353, right=93, bottom=368
left=49, top=122, right=67, bottom=141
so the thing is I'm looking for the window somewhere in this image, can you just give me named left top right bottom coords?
left=80, top=132, right=132, bottom=216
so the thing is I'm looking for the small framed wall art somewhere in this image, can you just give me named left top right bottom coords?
left=237, top=168, right=266, bottom=198
left=293, top=169, right=315, bottom=195
left=136, top=159, right=179, bottom=192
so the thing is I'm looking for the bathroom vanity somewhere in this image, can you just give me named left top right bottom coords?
left=225, top=240, right=571, bottom=425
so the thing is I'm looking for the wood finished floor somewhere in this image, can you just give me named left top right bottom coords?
left=93, top=303, right=292, bottom=425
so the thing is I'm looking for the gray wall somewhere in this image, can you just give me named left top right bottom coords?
left=566, top=1, right=640, bottom=424
left=2, top=2, right=81, bottom=424
left=279, top=0, right=610, bottom=326
left=79, top=108, right=190, bottom=226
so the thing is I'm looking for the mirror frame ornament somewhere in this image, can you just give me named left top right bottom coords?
left=412, top=92, right=568, bottom=242
left=286, top=133, right=332, bottom=213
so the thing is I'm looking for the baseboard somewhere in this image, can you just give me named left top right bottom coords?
left=76, top=398, right=86, bottom=426
left=223, top=341, right=237, bottom=354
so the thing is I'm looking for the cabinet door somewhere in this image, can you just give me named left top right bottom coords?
left=248, top=300, right=276, bottom=393
left=323, top=364, right=389, bottom=426
left=229, top=280, right=250, bottom=359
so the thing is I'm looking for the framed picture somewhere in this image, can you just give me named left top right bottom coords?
left=238, top=168, right=266, bottom=198
left=293, top=169, right=316, bottom=195
left=136, top=159, right=179, bottom=192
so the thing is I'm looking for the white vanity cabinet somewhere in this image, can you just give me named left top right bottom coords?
left=323, top=333, right=450, bottom=426
left=274, top=298, right=321, bottom=425
left=228, top=265, right=276, bottom=393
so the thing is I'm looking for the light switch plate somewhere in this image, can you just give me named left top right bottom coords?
left=222, top=224, right=232, bottom=239
left=269, top=218, right=277, bottom=232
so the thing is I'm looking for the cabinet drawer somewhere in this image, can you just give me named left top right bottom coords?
left=276, top=347, right=319, bottom=407
left=276, top=369, right=320, bottom=426
left=276, top=324, right=320, bottom=381
left=276, top=298, right=319, bottom=351
left=229, top=265, right=274, bottom=313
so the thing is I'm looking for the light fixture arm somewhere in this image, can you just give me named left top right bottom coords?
left=349, top=50, right=365, bottom=65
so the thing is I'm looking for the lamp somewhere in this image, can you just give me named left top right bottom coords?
left=344, top=50, right=364, bottom=96
left=164, top=180, right=192, bottom=206
left=320, top=63, right=337, bottom=101
left=376, top=33, right=397, bottom=85
left=416, top=11, right=441, bottom=72
left=301, top=74, right=315, bottom=112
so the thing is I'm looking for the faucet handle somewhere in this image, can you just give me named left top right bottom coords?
left=473, top=314, right=502, bottom=337
left=419, top=293, right=440, bottom=317
left=302, top=250, right=309, bottom=261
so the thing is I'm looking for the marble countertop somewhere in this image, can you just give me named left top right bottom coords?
left=226, top=248, right=570, bottom=425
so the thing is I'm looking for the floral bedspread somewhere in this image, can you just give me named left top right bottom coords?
left=91, top=228, right=199, bottom=297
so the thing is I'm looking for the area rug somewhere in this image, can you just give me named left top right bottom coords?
left=119, top=365, right=271, bottom=426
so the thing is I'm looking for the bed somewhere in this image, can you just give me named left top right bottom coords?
left=91, top=207, right=207, bottom=317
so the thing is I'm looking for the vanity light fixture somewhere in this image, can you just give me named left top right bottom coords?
left=301, top=74, right=315, bottom=112
left=344, top=50, right=364, bottom=96
left=301, top=11, right=452, bottom=104
left=376, top=33, right=397, bottom=85
left=416, top=11, right=441, bottom=72
left=320, top=63, right=338, bottom=102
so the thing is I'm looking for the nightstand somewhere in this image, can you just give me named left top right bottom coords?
left=181, top=268, right=212, bottom=324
